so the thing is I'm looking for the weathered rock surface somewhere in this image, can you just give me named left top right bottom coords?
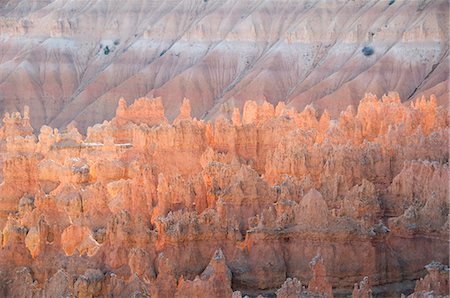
left=0, top=93, right=448, bottom=297
left=406, top=262, right=449, bottom=298
left=0, top=1, right=448, bottom=132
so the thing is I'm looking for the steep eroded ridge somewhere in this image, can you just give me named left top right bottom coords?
left=0, top=0, right=448, bottom=131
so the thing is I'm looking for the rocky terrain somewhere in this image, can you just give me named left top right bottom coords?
left=0, top=0, right=449, bottom=131
left=0, top=92, right=448, bottom=297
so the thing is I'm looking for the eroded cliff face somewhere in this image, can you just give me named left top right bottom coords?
left=0, top=93, right=448, bottom=297
left=406, top=262, right=449, bottom=298
left=0, top=0, right=448, bottom=132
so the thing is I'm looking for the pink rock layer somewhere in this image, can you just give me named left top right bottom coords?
left=0, top=0, right=448, bottom=132
left=0, top=92, right=448, bottom=297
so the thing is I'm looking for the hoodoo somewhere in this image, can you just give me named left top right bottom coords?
left=0, top=0, right=448, bottom=296
left=0, top=93, right=448, bottom=297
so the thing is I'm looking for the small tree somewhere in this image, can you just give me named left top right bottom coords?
left=362, top=46, right=374, bottom=56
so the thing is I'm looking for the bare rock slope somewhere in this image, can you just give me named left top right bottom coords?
left=0, top=0, right=448, bottom=131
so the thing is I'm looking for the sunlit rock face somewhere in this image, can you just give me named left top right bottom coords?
left=0, top=93, right=448, bottom=297
left=0, top=0, right=448, bottom=132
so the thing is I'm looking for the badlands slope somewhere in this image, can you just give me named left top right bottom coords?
left=0, top=0, right=449, bottom=131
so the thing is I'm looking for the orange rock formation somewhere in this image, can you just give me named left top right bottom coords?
left=0, top=93, right=448, bottom=297
left=406, top=262, right=449, bottom=298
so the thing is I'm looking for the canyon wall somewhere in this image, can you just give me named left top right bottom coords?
left=0, top=0, right=448, bottom=131
left=0, top=93, right=448, bottom=297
